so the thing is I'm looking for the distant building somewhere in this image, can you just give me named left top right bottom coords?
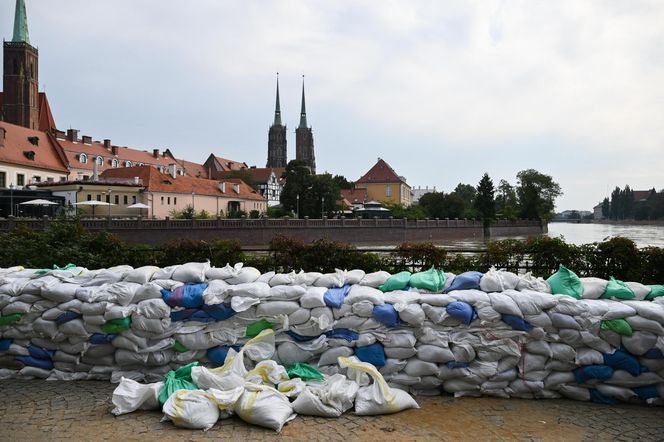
left=355, top=158, right=412, bottom=207
left=340, top=188, right=368, bottom=210
left=593, top=203, right=604, bottom=220
left=295, top=78, right=316, bottom=174
left=353, top=200, right=391, bottom=219
left=219, top=167, right=286, bottom=207
left=266, top=75, right=287, bottom=168
left=412, top=185, right=436, bottom=205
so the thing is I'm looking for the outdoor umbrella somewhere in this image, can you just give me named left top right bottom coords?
left=19, top=199, right=60, bottom=218
left=73, top=200, right=115, bottom=217
left=127, top=202, right=149, bottom=218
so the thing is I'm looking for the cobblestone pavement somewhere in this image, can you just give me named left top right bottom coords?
left=1, top=380, right=664, bottom=441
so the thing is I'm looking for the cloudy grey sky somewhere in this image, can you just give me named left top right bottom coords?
left=3, top=1, right=663, bottom=210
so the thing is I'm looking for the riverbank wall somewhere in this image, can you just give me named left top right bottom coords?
left=0, top=218, right=545, bottom=246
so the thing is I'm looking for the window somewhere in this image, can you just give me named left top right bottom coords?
left=123, top=195, right=128, bottom=205
left=47, top=177, right=54, bottom=182
left=111, top=159, right=119, bottom=168
left=106, top=195, right=110, bottom=203
left=161, top=196, right=164, bottom=205
left=87, top=194, right=92, bottom=201
left=96, top=194, right=101, bottom=201
left=125, top=161, right=132, bottom=167
left=167, top=197, right=171, bottom=205
left=32, top=176, right=41, bottom=183
left=174, top=197, right=177, bottom=205
left=132, top=196, right=136, bottom=204
left=385, top=185, right=392, bottom=197
left=96, top=156, right=104, bottom=166
left=114, top=195, right=119, bottom=204
left=138, top=163, right=144, bottom=167
left=0, top=172, right=5, bottom=188
left=16, top=173, right=24, bottom=187
left=158, top=166, right=164, bottom=173
left=60, top=177, right=66, bottom=182
left=79, top=153, right=88, bottom=164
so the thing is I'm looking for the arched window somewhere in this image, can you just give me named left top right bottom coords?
left=79, top=153, right=88, bottom=164
left=137, top=162, right=144, bottom=167
left=111, top=159, right=119, bottom=168
left=179, top=169, right=185, bottom=176
left=158, top=166, right=164, bottom=173
left=125, top=161, right=132, bottom=167
left=96, top=156, right=104, bottom=166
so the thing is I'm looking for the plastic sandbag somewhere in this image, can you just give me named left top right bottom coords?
left=287, top=362, right=324, bottom=381
left=292, top=374, right=359, bottom=417
left=162, top=387, right=243, bottom=430
left=111, top=377, right=164, bottom=415
left=338, top=356, right=419, bottom=415
left=158, top=362, right=200, bottom=406
left=445, top=271, right=483, bottom=292
left=601, top=277, right=635, bottom=300
left=547, top=265, right=583, bottom=299
left=379, top=272, right=411, bottom=292
left=409, top=267, right=445, bottom=292
left=234, top=383, right=296, bottom=432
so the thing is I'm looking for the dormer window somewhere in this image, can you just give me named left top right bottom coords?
left=111, top=159, right=119, bottom=168
left=137, top=162, right=144, bottom=167
left=96, top=156, right=104, bottom=166
left=179, top=169, right=185, bottom=176
left=158, top=166, right=164, bottom=173
left=28, top=136, right=39, bottom=146
left=79, top=153, right=88, bottom=164
left=125, top=161, right=132, bottom=167
left=23, top=151, right=36, bottom=161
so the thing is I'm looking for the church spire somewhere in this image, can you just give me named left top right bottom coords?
left=273, top=73, right=282, bottom=126
left=12, top=0, right=30, bottom=44
left=299, top=75, right=308, bottom=129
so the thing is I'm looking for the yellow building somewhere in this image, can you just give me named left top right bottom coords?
left=355, top=158, right=412, bottom=207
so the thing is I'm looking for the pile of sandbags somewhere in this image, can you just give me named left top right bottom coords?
left=2, top=262, right=664, bottom=411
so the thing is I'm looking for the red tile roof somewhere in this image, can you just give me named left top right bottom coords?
left=101, top=166, right=265, bottom=200
left=356, top=158, right=407, bottom=185
left=340, top=188, right=368, bottom=204
left=204, top=154, right=248, bottom=172
left=0, top=120, right=69, bottom=173
left=633, top=190, right=654, bottom=201
left=0, top=92, right=57, bottom=133
left=219, top=167, right=286, bottom=185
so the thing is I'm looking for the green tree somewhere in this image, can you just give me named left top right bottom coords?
left=601, top=197, right=610, bottom=218
left=332, top=174, right=354, bottom=190
left=495, top=179, right=518, bottom=220
left=516, top=169, right=562, bottom=221
left=419, top=192, right=466, bottom=219
left=474, top=173, right=495, bottom=227
left=280, top=160, right=340, bottom=218
left=453, top=183, right=476, bottom=207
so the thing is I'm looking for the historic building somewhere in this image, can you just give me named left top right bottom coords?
left=266, top=75, right=287, bottom=168
left=355, top=158, right=412, bottom=207
left=295, top=78, right=316, bottom=174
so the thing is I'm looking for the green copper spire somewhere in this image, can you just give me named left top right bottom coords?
left=298, top=76, right=308, bottom=129
left=273, top=73, right=282, bottom=126
left=12, top=0, right=30, bottom=44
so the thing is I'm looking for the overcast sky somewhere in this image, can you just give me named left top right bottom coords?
left=3, top=1, right=663, bottom=210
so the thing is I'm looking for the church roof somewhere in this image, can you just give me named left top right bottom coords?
left=356, top=158, right=408, bottom=185
left=37, top=93, right=56, bottom=132
left=12, top=0, right=30, bottom=44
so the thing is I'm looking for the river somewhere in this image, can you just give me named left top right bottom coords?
left=546, top=222, right=664, bottom=248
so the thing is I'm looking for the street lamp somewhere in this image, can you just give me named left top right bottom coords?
left=107, top=187, right=112, bottom=220
left=296, top=194, right=300, bottom=219
left=9, top=184, right=14, bottom=217
left=191, top=190, right=195, bottom=213
left=321, top=195, right=325, bottom=219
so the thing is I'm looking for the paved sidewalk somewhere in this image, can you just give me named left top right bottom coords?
left=1, top=380, right=664, bottom=441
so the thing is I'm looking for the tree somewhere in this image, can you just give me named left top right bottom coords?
left=279, top=160, right=340, bottom=218
left=453, top=183, right=476, bottom=207
left=601, top=198, right=610, bottom=218
left=474, top=173, right=495, bottom=227
left=516, top=169, right=562, bottom=221
left=332, top=174, right=354, bottom=190
left=495, top=179, right=518, bottom=220
left=419, top=192, right=465, bottom=219
left=219, top=170, right=256, bottom=189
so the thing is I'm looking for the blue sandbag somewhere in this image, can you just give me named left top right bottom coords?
left=15, top=355, right=54, bottom=370
left=643, top=348, right=664, bottom=359
left=445, top=271, right=483, bottom=292
left=28, top=345, right=55, bottom=361
left=633, top=385, right=660, bottom=400
left=324, top=285, right=351, bottom=309
left=603, top=350, right=644, bottom=377
left=170, top=309, right=197, bottom=322
left=161, top=283, right=207, bottom=309
left=355, top=343, right=386, bottom=367
left=372, top=304, right=400, bottom=327
left=447, top=361, right=469, bottom=369
left=590, top=388, right=622, bottom=405
left=55, top=310, right=81, bottom=325
left=0, top=338, right=12, bottom=351
left=89, top=333, right=117, bottom=345
left=207, top=345, right=241, bottom=367
left=325, top=329, right=359, bottom=342
left=502, top=314, right=534, bottom=332
left=286, top=331, right=321, bottom=342
left=446, top=301, right=477, bottom=325
left=574, top=365, right=614, bottom=384
left=202, top=303, right=235, bottom=321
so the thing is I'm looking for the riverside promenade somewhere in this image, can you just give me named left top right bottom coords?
left=1, top=380, right=663, bottom=441
left=0, top=218, right=544, bottom=246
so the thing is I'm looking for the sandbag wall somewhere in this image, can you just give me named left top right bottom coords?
left=1, top=262, right=664, bottom=406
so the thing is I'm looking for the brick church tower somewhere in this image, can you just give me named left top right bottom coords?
left=295, top=77, right=316, bottom=174
left=3, top=0, right=40, bottom=130
left=266, top=74, right=287, bottom=168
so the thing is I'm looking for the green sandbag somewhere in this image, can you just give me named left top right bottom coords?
left=36, top=263, right=76, bottom=275
left=287, top=362, right=324, bottom=381
left=409, top=267, right=446, bottom=292
left=245, top=319, right=273, bottom=338
left=646, top=285, right=664, bottom=300
left=173, top=341, right=189, bottom=353
left=101, top=317, right=132, bottom=334
left=546, top=265, right=583, bottom=299
left=0, top=313, right=23, bottom=326
left=601, top=277, right=635, bottom=300
left=158, top=361, right=200, bottom=406
left=379, top=271, right=412, bottom=292
left=600, top=319, right=633, bottom=336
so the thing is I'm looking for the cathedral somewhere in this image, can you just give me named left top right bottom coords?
left=266, top=76, right=316, bottom=174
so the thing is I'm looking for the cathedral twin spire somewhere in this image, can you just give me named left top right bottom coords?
left=12, top=0, right=30, bottom=44
left=272, top=74, right=308, bottom=130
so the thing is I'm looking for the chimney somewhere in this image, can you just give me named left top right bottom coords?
left=133, top=176, right=140, bottom=185
left=153, top=149, right=159, bottom=158
left=169, top=163, right=177, bottom=179
left=112, top=145, right=118, bottom=155
left=220, top=182, right=226, bottom=193
left=66, top=129, right=79, bottom=142
left=82, top=135, right=92, bottom=145
left=0, top=128, right=5, bottom=148
left=92, top=160, right=99, bottom=181
left=103, top=139, right=112, bottom=149
left=233, top=184, right=240, bottom=194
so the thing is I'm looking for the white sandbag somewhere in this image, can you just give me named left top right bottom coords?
left=580, top=278, right=608, bottom=300
left=489, top=292, right=523, bottom=317
left=345, top=270, right=366, bottom=285
left=292, top=374, right=359, bottom=417
left=226, top=266, right=261, bottom=285
left=623, top=301, right=664, bottom=325
left=622, top=331, right=658, bottom=356
left=602, top=301, right=636, bottom=320
left=313, top=270, right=346, bottom=288
left=480, top=268, right=520, bottom=292
left=234, top=383, right=296, bottom=432
left=396, top=304, right=425, bottom=327
left=359, top=271, right=391, bottom=288
left=269, top=285, right=306, bottom=301
left=124, top=266, right=160, bottom=285
left=42, top=283, right=79, bottom=303
left=245, top=360, right=289, bottom=385
left=256, top=301, right=300, bottom=317
left=318, top=347, right=354, bottom=366
left=516, top=273, right=550, bottom=293
left=202, top=279, right=230, bottom=305
left=416, top=345, right=455, bottom=363
left=404, top=359, right=439, bottom=377
left=351, top=300, right=375, bottom=317
left=136, top=299, right=170, bottom=319
left=162, top=387, right=243, bottom=430
left=171, top=262, right=210, bottom=283
left=338, top=356, right=419, bottom=415
left=191, top=364, right=245, bottom=391
left=625, top=282, right=651, bottom=301
left=345, top=285, right=384, bottom=305
left=292, top=272, right=323, bottom=286
left=111, top=377, right=163, bottom=415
